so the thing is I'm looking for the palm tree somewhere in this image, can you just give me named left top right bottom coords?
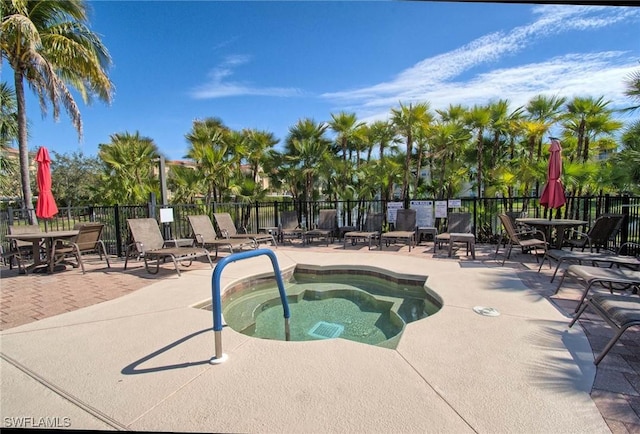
left=464, top=104, right=491, bottom=198
left=168, top=165, right=203, bottom=204
left=0, top=82, right=19, bottom=197
left=622, top=69, right=640, bottom=113
left=367, top=120, right=397, bottom=162
left=525, top=94, right=566, bottom=159
left=97, top=132, right=160, bottom=204
left=284, top=118, right=331, bottom=226
left=562, top=96, right=615, bottom=163
left=328, top=112, right=364, bottom=163
left=284, top=119, right=331, bottom=200
left=1, top=0, right=113, bottom=222
left=609, top=120, right=640, bottom=193
left=428, top=119, right=471, bottom=199
left=390, top=102, right=432, bottom=200
left=243, top=129, right=279, bottom=186
left=184, top=118, right=231, bottom=204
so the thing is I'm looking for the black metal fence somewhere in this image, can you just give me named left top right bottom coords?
left=2, top=194, right=639, bottom=258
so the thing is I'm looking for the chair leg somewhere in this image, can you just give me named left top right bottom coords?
left=502, top=244, right=513, bottom=266
left=99, top=240, right=111, bottom=268
left=555, top=268, right=570, bottom=294
left=74, top=245, right=85, bottom=274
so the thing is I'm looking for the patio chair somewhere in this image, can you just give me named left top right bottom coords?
left=381, top=209, right=416, bottom=252
left=564, top=214, right=625, bottom=252
left=187, top=215, right=256, bottom=259
left=435, top=212, right=475, bottom=258
left=124, top=218, right=213, bottom=276
left=343, top=212, right=384, bottom=250
left=569, top=293, right=640, bottom=365
left=538, top=241, right=640, bottom=283
left=3, top=224, right=42, bottom=273
left=213, top=212, right=277, bottom=248
left=504, top=210, right=529, bottom=242
left=494, top=213, right=548, bottom=266
left=555, top=264, right=640, bottom=313
left=279, top=210, right=304, bottom=243
left=51, top=222, right=111, bottom=274
left=304, top=209, right=337, bottom=246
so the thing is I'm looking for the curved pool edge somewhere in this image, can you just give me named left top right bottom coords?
left=194, top=260, right=442, bottom=349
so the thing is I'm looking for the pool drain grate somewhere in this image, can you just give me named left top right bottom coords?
left=473, top=306, right=500, bottom=317
left=308, top=321, right=345, bottom=339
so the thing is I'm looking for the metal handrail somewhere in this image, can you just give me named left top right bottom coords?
left=209, top=248, right=291, bottom=364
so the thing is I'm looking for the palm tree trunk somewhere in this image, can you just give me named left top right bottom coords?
left=14, top=70, right=37, bottom=224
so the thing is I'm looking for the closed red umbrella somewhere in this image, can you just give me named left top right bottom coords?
left=35, top=146, right=58, bottom=228
left=540, top=138, right=566, bottom=218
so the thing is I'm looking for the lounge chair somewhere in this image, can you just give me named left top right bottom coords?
left=538, top=242, right=640, bottom=282
left=304, top=209, right=337, bottom=246
left=279, top=210, right=304, bottom=243
left=564, top=214, right=625, bottom=252
left=435, top=212, right=475, bottom=258
left=213, top=212, right=277, bottom=248
left=187, top=215, right=256, bottom=259
left=343, top=212, right=384, bottom=250
left=569, top=293, right=640, bottom=365
left=555, top=264, right=640, bottom=313
left=124, top=218, right=213, bottom=276
left=381, top=209, right=416, bottom=252
left=51, top=222, right=111, bottom=274
left=495, top=213, right=547, bottom=266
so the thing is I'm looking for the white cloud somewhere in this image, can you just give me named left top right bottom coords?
left=322, top=5, right=640, bottom=124
left=190, top=54, right=302, bottom=99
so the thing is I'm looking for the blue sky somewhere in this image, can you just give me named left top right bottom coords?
left=7, top=1, right=640, bottom=161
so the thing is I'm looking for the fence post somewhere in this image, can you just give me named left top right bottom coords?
left=621, top=195, right=630, bottom=249
left=273, top=201, right=279, bottom=227
left=148, top=193, right=156, bottom=219
left=114, top=204, right=123, bottom=258
left=604, top=194, right=611, bottom=214
left=254, top=202, right=260, bottom=232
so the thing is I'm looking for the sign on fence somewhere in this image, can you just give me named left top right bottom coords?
left=410, top=200, right=434, bottom=227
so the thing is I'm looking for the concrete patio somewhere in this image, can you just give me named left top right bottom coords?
left=1, top=241, right=639, bottom=432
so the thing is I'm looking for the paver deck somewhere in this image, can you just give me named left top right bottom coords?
left=1, top=242, right=639, bottom=432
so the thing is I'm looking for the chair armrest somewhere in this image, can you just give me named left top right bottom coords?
left=567, top=229, right=589, bottom=242
left=134, top=241, right=145, bottom=253
left=514, top=227, right=537, bottom=237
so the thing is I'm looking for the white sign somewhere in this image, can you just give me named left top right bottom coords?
left=159, top=208, right=174, bottom=223
left=386, top=202, right=404, bottom=224
left=448, top=199, right=462, bottom=208
left=435, top=201, right=448, bottom=218
left=410, top=200, right=434, bottom=227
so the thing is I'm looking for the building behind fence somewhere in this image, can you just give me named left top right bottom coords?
left=1, top=194, right=639, bottom=258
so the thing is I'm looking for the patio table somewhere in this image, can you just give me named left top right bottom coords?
left=6, top=230, right=78, bottom=273
left=516, top=218, right=586, bottom=249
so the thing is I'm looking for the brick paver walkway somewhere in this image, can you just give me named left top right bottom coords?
left=1, top=244, right=639, bottom=432
left=0, top=255, right=213, bottom=330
